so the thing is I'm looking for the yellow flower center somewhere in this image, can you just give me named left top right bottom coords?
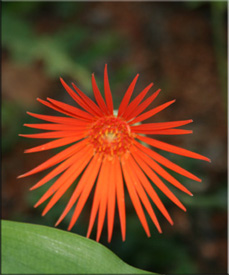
left=88, top=116, right=134, bottom=158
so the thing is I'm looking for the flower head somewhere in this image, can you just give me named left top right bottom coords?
left=19, top=64, right=210, bottom=242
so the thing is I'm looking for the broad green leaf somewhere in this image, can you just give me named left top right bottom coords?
left=2, top=220, right=155, bottom=274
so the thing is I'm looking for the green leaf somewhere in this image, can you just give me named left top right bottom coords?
left=2, top=220, right=155, bottom=274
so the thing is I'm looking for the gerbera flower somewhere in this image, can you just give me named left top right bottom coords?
left=18, top=64, right=210, bottom=242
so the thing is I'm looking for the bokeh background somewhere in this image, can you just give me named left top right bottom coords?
left=2, top=1, right=227, bottom=274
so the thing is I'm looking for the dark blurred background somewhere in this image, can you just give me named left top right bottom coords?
left=2, top=2, right=227, bottom=274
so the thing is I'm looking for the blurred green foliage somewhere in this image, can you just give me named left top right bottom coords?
left=2, top=2, right=125, bottom=91
left=2, top=100, right=25, bottom=153
left=185, top=1, right=227, bottom=99
left=185, top=1, right=227, bottom=11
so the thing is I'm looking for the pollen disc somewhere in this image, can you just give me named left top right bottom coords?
left=89, top=116, right=133, bottom=157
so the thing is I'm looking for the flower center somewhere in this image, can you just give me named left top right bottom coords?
left=88, top=116, right=133, bottom=158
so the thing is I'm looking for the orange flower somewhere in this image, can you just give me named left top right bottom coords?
left=19, top=64, right=210, bottom=242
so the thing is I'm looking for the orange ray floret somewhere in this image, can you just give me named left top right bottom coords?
left=121, top=154, right=151, bottom=237
left=104, top=64, right=114, bottom=115
left=107, top=159, right=116, bottom=242
left=128, top=99, right=176, bottom=125
left=19, top=64, right=210, bottom=242
left=113, top=155, right=126, bottom=241
left=121, top=82, right=154, bottom=119
left=125, top=88, right=161, bottom=121
left=118, top=74, right=139, bottom=117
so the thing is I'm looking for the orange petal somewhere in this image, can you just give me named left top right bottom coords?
left=37, top=98, right=91, bottom=121
left=54, top=154, right=100, bottom=227
left=27, top=112, right=89, bottom=125
left=136, top=135, right=211, bottom=162
left=30, top=148, right=87, bottom=190
left=41, top=148, right=93, bottom=216
left=91, top=73, right=109, bottom=114
left=118, top=74, right=139, bottom=117
left=35, top=163, right=78, bottom=209
left=19, top=131, right=85, bottom=139
left=47, top=97, right=94, bottom=121
left=133, top=140, right=201, bottom=182
left=131, top=119, right=193, bottom=132
left=67, top=154, right=102, bottom=231
left=134, top=148, right=193, bottom=196
left=121, top=154, right=151, bottom=237
left=132, top=150, right=186, bottom=211
left=107, top=158, right=116, bottom=242
left=86, top=156, right=109, bottom=239
left=96, top=158, right=110, bottom=242
left=60, top=78, right=95, bottom=115
left=114, top=155, right=126, bottom=241
left=122, top=83, right=153, bottom=119
left=71, top=82, right=104, bottom=117
left=128, top=152, right=173, bottom=225
left=138, top=129, right=193, bottom=135
left=104, top=64, right=113, bottom=114
left=126, top=89, right=161, bottom=121
left=60, top=78, right=101, bottom=117
left=25, top=136, right=83, bottom=154
left=129, top=100, right=175, bottom=125
left=18, top=139, right=87, bottom=178
left=34, top=146, right=93, bottom=208
left=23, top=123, right=88, bottom=131
left=126, top=157, right=162, bottom=233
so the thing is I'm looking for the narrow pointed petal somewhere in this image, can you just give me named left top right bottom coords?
left=107, top=159, right=116, bottom=242
left=26, top=112, right=89, bottom=126
left=122, top=83, right=154, bottom=119
left=47, top=98, right=94, bottom=121
left=96, top=158, right=110, bottom=242
left=134, top=148, right=193, bottom=196
left=34, top=163, right=78, bottom=209
left=55, top=154, right=101, bottom=227
left=104, top=64, right=114, bottom=114
left=126, top=158, right=162, bottom=233
left=19, top=131, right=85, bottom=139
left=129, top=151, right=173, bottom=225
left=23, top=123, right=87, bottom=131
left=136, top=135, right=211, bottom=162
left=71, top=82, right=104, bottom=117
left=55, top=155, right=101, bottom=226
left=132, top=151, right=187, bottom=211
left=67, top=154, right=102, bottom=231
left=30, top=150, right=86, bottom=190
left=114, top=155, right=126, bottom=241
left=131, top=119, right=193, bottom=132
left=140, top=129, right=193, bottom=135
left=18, top=140, right=87, bottom=178
left=129, top=100, right=175, bottom=125
left=126, top=89, right=161, bottom=121
left=37, top=98, right=93, bottom=121
left=60, top=78, right=97, bottom=116
left=25, top=136, right=82, bottom=154
left=41, top=148, right=93, bottom=215
left=91, top=73, right=109, bottom=114
left=133, top=140, right=201, bottom=182
left=34, top=146, right=93, bottom=208
left=118, top=74, right=139, bottom=117
left=60, top=77, right=101, bottom=117
left=86, top=157, right=109, bottom=239
left=121, top=154, right=151, bottom=237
